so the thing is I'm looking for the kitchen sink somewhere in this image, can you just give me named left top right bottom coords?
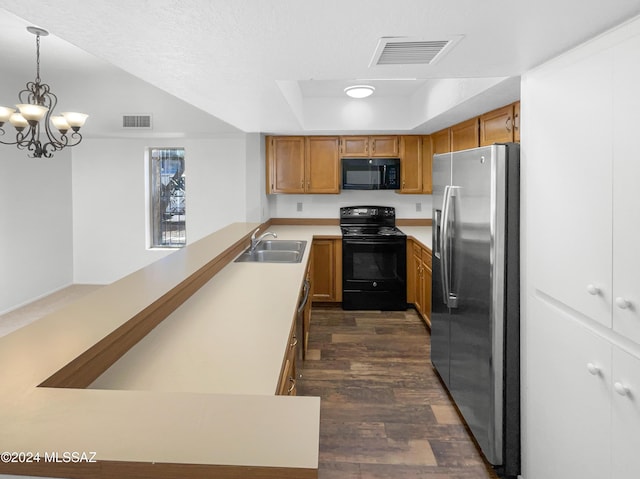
left=253, top=240, right=306, bottom=252
left=234, top=240, right=307, bottom=263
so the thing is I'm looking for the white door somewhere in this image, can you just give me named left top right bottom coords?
left=525, top=48, right=613, bottom=329
left=611, top=347, right=640, bottom=478
left=612, top=35, right=640, bottom=344
left=525, top=296, right=611, bottom=479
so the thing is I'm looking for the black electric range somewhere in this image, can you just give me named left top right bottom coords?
left=340, top=206, right=407, bottom=311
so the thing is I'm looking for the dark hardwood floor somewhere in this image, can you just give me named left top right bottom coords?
left=298, top=305, right=499, bottom=479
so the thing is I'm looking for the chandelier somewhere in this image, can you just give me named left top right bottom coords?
left=0, top=26, right=88, bottom=158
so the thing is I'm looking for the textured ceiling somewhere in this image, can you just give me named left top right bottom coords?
left=1, top=0, right=640, bottom=135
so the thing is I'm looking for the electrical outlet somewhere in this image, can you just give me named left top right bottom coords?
left=296, top=202, right=303, bottom=212
left=416, top=202, right=422, bottom=212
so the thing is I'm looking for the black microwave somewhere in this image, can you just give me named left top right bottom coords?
left=341, top=158, right=401, bottom=190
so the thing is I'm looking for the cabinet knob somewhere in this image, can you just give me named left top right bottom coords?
left=586, top=284, right=600, bottom=296
left=586, top=363, right=601, bottom=376
left=614, top=382, right=630, bottom=396
left=615, top=297, right=631, bottom=310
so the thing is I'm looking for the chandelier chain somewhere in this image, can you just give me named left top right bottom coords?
left=35, top=33, right=41, bottom=83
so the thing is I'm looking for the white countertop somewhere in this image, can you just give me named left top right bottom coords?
left=0, top=221, right=428, bottom=476
left=90, top=225, right=341, bottom=395
left=0, top=223, right=322, bottom=474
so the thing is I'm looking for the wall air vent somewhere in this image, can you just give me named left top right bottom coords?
left=369, top=36, right=463, bottom=66
left=122, top=114, right=153, bottom=129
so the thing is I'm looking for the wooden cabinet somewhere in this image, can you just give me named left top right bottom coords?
left=277, top=321, right=298, bottom=396
left=421, top=135, right=433, bottom=194
left=302, top=264, right=312, bottom=358
left=306, top=136, right=340, bottom=193
left=431, top=128, right=451, bottom=154
left=480, top=104, right=516, bottom=146
left=451, top=117, right=479, bottom=151
left=397, top=135, right=433, bottom=194
left=407, top=239, right=432, bottom=327
left=311, top=238, right=342, bottom=302
left=513, top=101, right=520, bottom=142
left=267, top=136, right=305, bottom=193
left=267, top=136, right=340, bottom=194
left=340, top=136, right=398, bottom=157
left=399, top=136, right=422, bottom=193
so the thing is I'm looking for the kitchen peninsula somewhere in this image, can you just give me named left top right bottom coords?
left=0, top=223, right=324, bottom=479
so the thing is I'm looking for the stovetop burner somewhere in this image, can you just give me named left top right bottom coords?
left=340, top=225, right=405, bottom=238
left=339, top=206, right=406, bottom=238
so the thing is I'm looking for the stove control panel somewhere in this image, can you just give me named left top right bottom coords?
left=340, top=206, right=395, bottom=219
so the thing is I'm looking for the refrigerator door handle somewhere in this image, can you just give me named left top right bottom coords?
left=441, top=185, right=459, bottom=309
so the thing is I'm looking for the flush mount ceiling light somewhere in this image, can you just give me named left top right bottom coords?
left=0, top=26, right=88, bottom=158
left=344, top=85, right=375, bottom=99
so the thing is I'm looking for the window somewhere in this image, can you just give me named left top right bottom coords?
left=149, top=147, right=186, bottom=248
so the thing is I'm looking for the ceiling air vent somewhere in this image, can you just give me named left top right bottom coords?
left=369, top=36, right=463, bottom=66
left=122, top=114, right=152, bottom=129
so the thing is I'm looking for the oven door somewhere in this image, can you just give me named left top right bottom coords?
left=342, top=236, right=407, bottom=310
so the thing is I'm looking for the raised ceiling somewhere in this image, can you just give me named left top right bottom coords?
left=1, top=0, right=640, bottom=136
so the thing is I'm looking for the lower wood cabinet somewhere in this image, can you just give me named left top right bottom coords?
left=277, top=321, right=298, bottom=396
left=311, top=238, right=342, bottom=302
left=407, top=239, right=432, bottom=327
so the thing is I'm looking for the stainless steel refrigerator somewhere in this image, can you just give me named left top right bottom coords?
left=431, top=143, right=520, bottom=478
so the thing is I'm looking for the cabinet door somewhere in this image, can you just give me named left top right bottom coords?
left=431, top=128, right=451, bottom=154
left=399, top=136, right=422, bottom=193
left=422, top=247, right=432, bottom=326
left=480, top=105, right=515, bottom=146
left=451, top=117, right=479, bottom=151
left=611, top=347, right=640, bottom=479
left=411, top=242, right=423, bottom=312
left=306, top=136, right=340, bottom=194
left=311, top=239, right=336, bottom=301
left=370, top=136, right=399, bottom=157
left=612, top=36, right=640, bottom=344
left=526, top=48, right=613, bottom=328
left=268, top=136, right=305, bottom=193
left=513, top=101, right=520, bottom=142
left=421, top=135, right=433, bottom=194
left=341, top=136, right=369, bottom=157
left=526, top=297, right=611, bottom=479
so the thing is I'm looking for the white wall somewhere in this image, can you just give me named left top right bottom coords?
left=72, top=135, right=247, bottom=284
left=0, top=147, right=74, bottom=314
left=268, top=189, right=432, bottom=220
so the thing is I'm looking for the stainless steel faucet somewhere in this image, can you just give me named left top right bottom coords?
left=250, top=228, right=277, bottom=252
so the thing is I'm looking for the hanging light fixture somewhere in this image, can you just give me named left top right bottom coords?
left=0, top=26, right=88, bottom=158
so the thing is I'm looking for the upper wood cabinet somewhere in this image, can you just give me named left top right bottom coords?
left=480, top=104, right=516, bottom=145
left=399, top=136, right=422, bottom=193
left=431, top=128, right=451, bottom=154
left=513, top=101, right=520, bottom=142
left=267, top=136, right=340, bottom=194
left=306, top=137, right=340, bottom=193
left=398, top=135, right=432, bottom=194
left=451, top=117, right=479, bottom=151
left=422, top=135, right=433, bottom=194
left=267, top=136, right=305, bottom=193
left=340, top=136, right=399, bottom=157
